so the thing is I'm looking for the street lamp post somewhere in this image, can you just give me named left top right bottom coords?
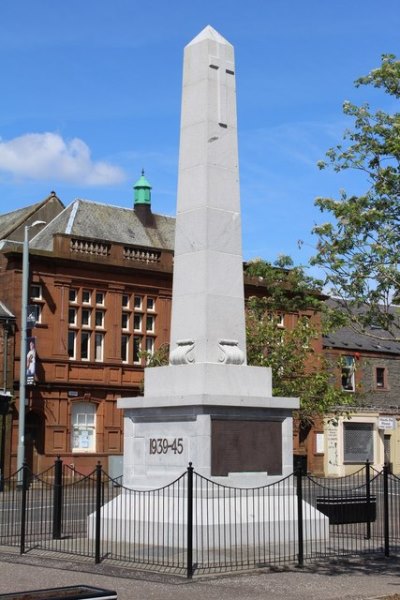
left=16, top=221, right=45, bottom=483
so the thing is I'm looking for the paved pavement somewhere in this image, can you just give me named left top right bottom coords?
left=0, top=552, right=399, bottom=600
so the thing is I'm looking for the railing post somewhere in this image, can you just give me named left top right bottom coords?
left=365, top=459, right=371, bottom=540
left=95, top=462, right=102, bottom=564
left=52, top=456, right=63, bottom=539
left=296, top=466, right=304, bottom=568
left=383, top=462, right=390, bottom=557
left=19, top=461, right=28, bottom=555
left=187, top=462, right=194, bottom=579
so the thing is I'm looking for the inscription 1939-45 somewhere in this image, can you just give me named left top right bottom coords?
left=149, top=438, right=184, bottom=455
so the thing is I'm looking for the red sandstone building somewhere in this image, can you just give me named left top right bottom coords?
left=0, top=176, right=324, bottom=477
left=0, top=176, right=175, bottom=476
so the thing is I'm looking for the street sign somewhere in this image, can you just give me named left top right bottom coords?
left=379, top=416, right=396, bottom=430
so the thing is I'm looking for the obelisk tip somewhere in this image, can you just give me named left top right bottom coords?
left=186, top=25, right=232, bottom=48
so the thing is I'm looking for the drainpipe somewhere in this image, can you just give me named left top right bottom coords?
left=2, top=321, right=9, bottom=393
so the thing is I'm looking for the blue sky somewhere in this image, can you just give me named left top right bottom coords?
left=1, top=1, right=399, bottom=271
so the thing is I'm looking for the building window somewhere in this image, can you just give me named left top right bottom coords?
left=376, top=367, right=387, bottom=389
left=68, top=330, right=76, bottom=359
left=68, top=308, right=77, bottom=326
left=94, top=333, right=104, bottom=362
left=134, top=314, right=142, bottom=331
left=122, top=294, right=129, bottom=308
left=96, top=292, right=105, bottom=306
left=145, top=336, right=155, bottom=359
left=81, top=331, right=90, bottom=360
left=82, top=308, right=91, bottom=327
left=266, top=312, right=284, bottom=327
left=121, top=335, right=129, bottom=363
left=121, top=313, right=129, bottom=330
left=315, top=432, right=324, bottom=454
left=344, top=422, right=373, bottom=463
left=30, top=284, right=42, bottom=300
left=68, top=286, right=106, bottom=362
left=95, top=310, right=104, bottom=328
left=71, top=402, right=96, bottom=452
left=30, top=284, right=44, bottom=325
left=341, top=355, right=355, bottom=392
left=133, top=337, right=142, bottom=364
left=121, top=293, right=158, bottom=365
left=29, top=304, right=42, bottom=325
left=146, top=315, right=155, bottom=333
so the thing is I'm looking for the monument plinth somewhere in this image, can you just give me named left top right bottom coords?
left=118, top=25, right=299, bottom=490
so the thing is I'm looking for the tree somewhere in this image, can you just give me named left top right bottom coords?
left=245, top=258, right=355, bottom=424
left=245, top=254, right=323, bottom=313
left=312, top=54, right=400, bottom=338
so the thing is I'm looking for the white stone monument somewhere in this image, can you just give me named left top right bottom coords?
left=94, top=26, right=328, bottom=554
left=118, top=25, right=299, bottom=489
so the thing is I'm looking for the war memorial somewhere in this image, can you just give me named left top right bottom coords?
left=91, top=26, right=328, bottom=555
left=118, top=25, right=299, bottom=490
left=0, top=22, right=396, bottom=591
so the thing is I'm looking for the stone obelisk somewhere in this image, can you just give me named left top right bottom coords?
left=119, top=26, right=298, bottom=489
left=169, top=25, right=246, bottom=367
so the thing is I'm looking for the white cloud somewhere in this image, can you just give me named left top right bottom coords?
left=0, top=132, right=126, bottom=185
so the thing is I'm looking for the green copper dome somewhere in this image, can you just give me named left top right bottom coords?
left=133, top=169, right=152, bottom=205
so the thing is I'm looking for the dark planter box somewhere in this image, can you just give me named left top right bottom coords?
left=0, top=585, right=117, bottom=600
left=316, top=495, right=376, bottom=525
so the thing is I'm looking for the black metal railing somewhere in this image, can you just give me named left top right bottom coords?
left=97, top=468, right=189, bottom=573
left=191, top=470, right=298, bottom=574
left=0, top=460, right=399, bottom=578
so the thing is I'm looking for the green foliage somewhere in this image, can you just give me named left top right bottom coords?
left=312, top=54, right=400, bottom=336
left=355, top=53, right=400, bottom=98
left=245, top=259, right=355, bottom=423
left=141, top=343, right=170, bottom=367
left=245, top=256, right=324, bottom=313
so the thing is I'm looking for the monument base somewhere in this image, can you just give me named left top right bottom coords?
left=89, top=491, right=329, bottom=553
left=118, top=403, right=295, bottom=489
left=118, top=363, right=298, bottom=490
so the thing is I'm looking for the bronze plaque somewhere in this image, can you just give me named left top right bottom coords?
left=211, top=419, right=282, bottom=476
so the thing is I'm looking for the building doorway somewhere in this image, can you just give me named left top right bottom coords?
left=25, top=411, right=44, bottom=474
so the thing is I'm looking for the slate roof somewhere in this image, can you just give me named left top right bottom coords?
left=29, top=199, right=175, bottom=252
left=0, top=201, right=43, bottom=240
left=323, top=299, right=400, bottom=355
